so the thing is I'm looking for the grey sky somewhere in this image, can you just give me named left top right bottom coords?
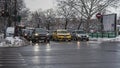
left=24, top=0, right=55, bottom=11
left=24, top=0, right=120, bottom=16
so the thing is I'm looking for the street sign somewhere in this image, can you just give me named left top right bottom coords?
left=102, top=14, right=117, bottom=32
left=96, top=13, right=102, bottom=19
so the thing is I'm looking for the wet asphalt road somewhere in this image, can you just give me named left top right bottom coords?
left=0, top=41, right=120, bottom=68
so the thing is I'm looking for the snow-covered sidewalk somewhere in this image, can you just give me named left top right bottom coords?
left=0, top=37, right=25, bottom=47
left=90, top=35, right=120, bottom=42
left=0, top=36, right=120, bottom=47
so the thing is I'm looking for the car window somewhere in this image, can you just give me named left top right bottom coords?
left=35, top=28, right=48, bottom=33
left=76, top=31, right=86, bottom=34
left=57, top=31, right=68, bottom=33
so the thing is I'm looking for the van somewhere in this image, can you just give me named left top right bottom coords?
left=6, top=27, right=15, bottom=37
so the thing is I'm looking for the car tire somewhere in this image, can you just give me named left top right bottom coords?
left=86, top=39, right=89, bottom=41
left=32, top=40, right=36, bottom=43
left=52, top=38, right=55, bottom=41
left=46, top=40, right=50, bottom=43
left=68, top=40, right=71, bottom=42
left=80, top=39, right=83, bottom=41
left=73, top=37, right=77, bottom=41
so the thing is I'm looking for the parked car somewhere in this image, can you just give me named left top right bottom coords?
left=71, top=30, right=89, bottom=41
left=31, top=28, right=50, bottom=43
left=52, top=29, right=72, bottom=41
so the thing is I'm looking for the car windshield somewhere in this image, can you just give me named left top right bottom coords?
left=76, top=31, right=86, bottom=34
left=28, top=30, right=33, bottom=34
left=57, top=31, right=68, bottom=33
left=35, top=28, right=48, bottom=33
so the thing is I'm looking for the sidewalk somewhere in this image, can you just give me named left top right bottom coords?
left=0, top=37, right=26, bottom=47
left=89, top=36, right=120, bottom=42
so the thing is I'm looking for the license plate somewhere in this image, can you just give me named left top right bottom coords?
left=41, top=37, right=45, bottom=39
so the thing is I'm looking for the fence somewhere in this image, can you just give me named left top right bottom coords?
left=89, top=32, right=116, bottom=38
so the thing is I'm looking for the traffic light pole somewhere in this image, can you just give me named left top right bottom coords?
left=3, top=0, right=7, bottom=38
left=14, top=0, right=17, bottom=36
left=100, top=18, right=103, bottom=38
left=14, top=0, right=17, bottom=25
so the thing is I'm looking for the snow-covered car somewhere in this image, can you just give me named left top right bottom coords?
left=71, top=30, right=89, bottom=41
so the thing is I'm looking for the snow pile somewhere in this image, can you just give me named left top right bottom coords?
left=98, top=36, right=120, bottom=42
left=4, top=37, right=24, bottom=47
left=98, top=38, right=114, bottom=42
left=90, top=38, right=113, bottom=41
left=0, top=42, right=6, bottom=47
left=112, top=35, right=120, bottom=42
left=90, top=36, right=120, bottom=42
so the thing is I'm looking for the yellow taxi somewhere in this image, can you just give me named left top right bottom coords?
left=52, top=29, right=72, bottom=41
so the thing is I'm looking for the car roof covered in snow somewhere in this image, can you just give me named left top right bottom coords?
left=6, top=27, right=15, bottom=33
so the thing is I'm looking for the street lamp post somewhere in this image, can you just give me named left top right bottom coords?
left=14, top=0, right=17, bottom=26
left=14, top=0, right=17, bottom=36
left=3, top=0, right=7, bottom=38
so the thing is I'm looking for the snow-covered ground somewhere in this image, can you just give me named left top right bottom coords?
left=0, top=37, right=25, bottom=47
left=90, top=35, right=120, bottom=42
left=0, top=35, right=120, bottom=47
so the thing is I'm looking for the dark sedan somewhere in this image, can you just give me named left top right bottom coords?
left=31, top=28, right=50, bottom=43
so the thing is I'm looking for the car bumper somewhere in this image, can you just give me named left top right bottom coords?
left=77, top=37, right=89, bottom=40
left=33, top=36, right=50, bottom=40
left=57, top=36, right=72, bottom=41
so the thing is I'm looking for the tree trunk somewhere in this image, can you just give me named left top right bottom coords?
left=47, top=22, right=50, bottom=30
left=65, top=18, right=68, bottom=29
left=86, top=18, right=90, bottom=33
left=7, top=17, right=12, bottom=27
left=77, top=19, right=82, bottom=30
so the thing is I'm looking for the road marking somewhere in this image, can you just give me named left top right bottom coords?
left=0, top=64, right=28, bottom=66
left=0, top=53, right=28, bottom=66
left=0, top=59, right=24, bottom=60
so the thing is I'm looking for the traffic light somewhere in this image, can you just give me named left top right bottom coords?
left=17, top=15, right=21, bottom=22
left=13, top=15, right=21, bottom=22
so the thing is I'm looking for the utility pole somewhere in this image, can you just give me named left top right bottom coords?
left=14, top=0, right=17, bottom=26
left=14, top=0, right=17, bottom=36
left=78, top=6, right=83, bottom=30
left=3, top=0, right=7, bottom=38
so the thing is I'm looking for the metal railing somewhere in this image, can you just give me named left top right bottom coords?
left=89, top=32, right=116, bottom=38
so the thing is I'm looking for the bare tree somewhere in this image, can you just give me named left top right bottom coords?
left=56, top=0, right=120, bottom=32
left=44, top=9, right=56, bottom=30
left=7, top=0, right=28, bottom=26
left=57, top=1, right=76, bottom=29
left=19, top=8, right=30, bottom=25
left=30, top=9, right=46, bottom=28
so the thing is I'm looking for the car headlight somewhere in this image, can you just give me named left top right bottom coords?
left=47, top=34, right=49, bottom=36
left=76, top=34, right=81, bottom=37
left=25, top=34, right=27, bottom=36
left=35, top=33, right=38, bottom=36
left=86, top=35, right=89, bottom=37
